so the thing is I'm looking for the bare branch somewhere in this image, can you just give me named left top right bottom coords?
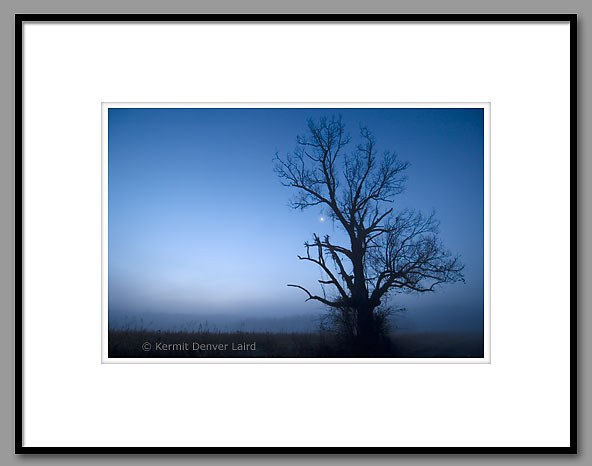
left=287, top=284, right=345, bottom=308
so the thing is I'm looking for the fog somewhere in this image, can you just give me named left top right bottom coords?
left=108, top=108, right=484, bottom=337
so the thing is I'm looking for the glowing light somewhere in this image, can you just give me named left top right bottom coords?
left=320, top=217, right=325, bottom=222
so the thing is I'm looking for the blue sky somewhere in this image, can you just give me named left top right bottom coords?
left=108, top=107, right=484, bottom=333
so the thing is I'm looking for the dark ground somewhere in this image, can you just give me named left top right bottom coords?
left=108, top=330, right=484, bottom=358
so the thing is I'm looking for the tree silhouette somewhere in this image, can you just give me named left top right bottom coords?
left=275, top=116, right=465, bottom=355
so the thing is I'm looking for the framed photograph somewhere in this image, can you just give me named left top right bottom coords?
left=17, top=14, right=576, bottom=453
left=103, top=102, right=489, bottom=363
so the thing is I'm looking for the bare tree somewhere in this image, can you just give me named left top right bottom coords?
left=274, top=116, right=465, bottom=355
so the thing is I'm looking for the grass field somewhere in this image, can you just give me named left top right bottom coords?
left=108, top=329, right=484, bottom=358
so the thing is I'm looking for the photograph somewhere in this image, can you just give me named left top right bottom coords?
left=16, top=12, right=575, bottom=454
left=105, top=105, right=486, bottom=360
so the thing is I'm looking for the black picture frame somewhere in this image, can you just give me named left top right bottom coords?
left=15, top=13, right=577, bottom=454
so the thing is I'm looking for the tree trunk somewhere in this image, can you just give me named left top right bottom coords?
left=350, top=237, right=384, bottom=356
left=354, top=305, right=378, bottom=356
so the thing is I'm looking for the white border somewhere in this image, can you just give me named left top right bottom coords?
left=23, top=21, right=570, bottom=448
left=101, top=102, right=491, bottom=364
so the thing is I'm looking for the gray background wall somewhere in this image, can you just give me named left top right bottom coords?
left=1, top=0, right=586, bottom=464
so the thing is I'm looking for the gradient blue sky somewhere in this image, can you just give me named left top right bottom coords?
left=108, top=108, right=484, bottom=333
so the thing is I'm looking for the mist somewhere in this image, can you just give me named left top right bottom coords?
left=108, top=107, right=484, bottom=339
